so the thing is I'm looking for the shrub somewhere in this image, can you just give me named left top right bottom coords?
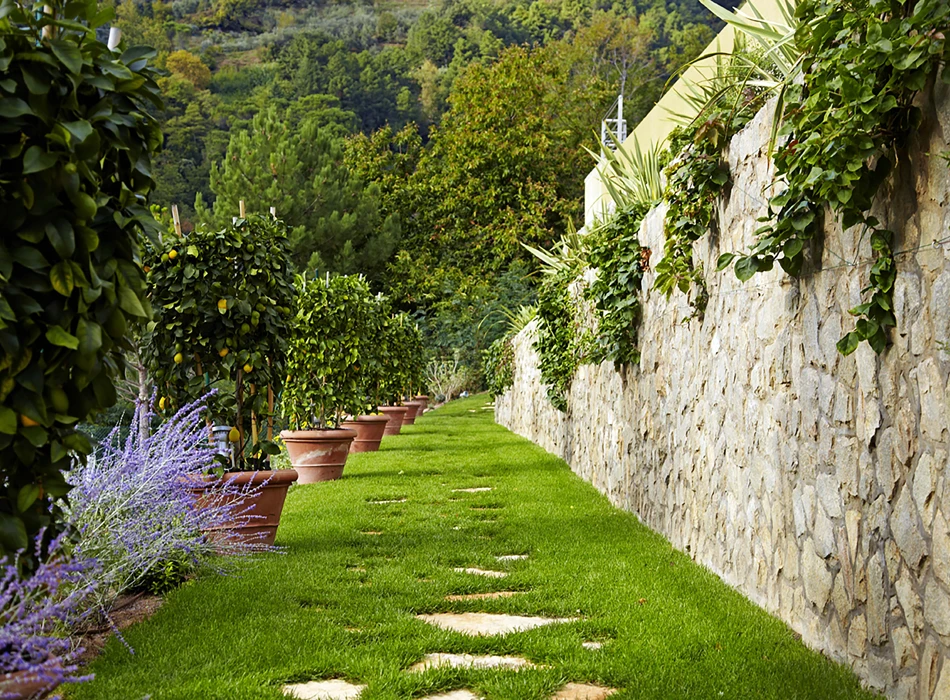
left=0, top=0, right=163, bottom=559
left=0, top=532, right=95, bottom=695
left=65, top=397, right=271, bottom=611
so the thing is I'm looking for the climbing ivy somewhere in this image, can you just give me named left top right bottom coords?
left=584, top=205, right=650, bottom=367
left=655, top=120, right=731, bottom=320
left=483, top=336, right=515, bottom=397
left=535, top=268, right=580, bottom=412
left=719, top=0, right=950, bottom=355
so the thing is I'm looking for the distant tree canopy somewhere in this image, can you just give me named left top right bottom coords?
left=120, top=0, right=728, bottom=375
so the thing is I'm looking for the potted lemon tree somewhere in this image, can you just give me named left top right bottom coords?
left=144, top=214, right=299, bottom=545
left=281, top=275, right=375, bottom=480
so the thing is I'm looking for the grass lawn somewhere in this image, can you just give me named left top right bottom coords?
left=67, top=394, right=874, bottom=700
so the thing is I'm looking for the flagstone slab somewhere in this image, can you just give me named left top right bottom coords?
left=582, top=641, right=603, bottom=650
left=409, top=653, right=536, bottom=672
left=368, top=499, right=406, bottom=504
left=496, top=554, right=528, bottom=561
left=283, top=679, right=366, bottom=700
left=452, top=487, right=493, bottom=493
left=454, top=567, right=507, bottom=578
left=550, top=683, right=617, bottom=700
left=359, top=531, right=383, bottom=535
left=444, top=591, right=524, bottom=601
left=420, top=691, right=482, bottom=700
left=416, top=612, right=575, bottom=636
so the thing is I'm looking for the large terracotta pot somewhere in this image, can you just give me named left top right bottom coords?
left=190, top=469, right=298, bottom=547
left=0, top=668, right=57, bottom=699
left=280, top=429, right=356, bottom=483
left=341, top=415, right=389, bottom=453
left=379, top=406, right=409, bottom=436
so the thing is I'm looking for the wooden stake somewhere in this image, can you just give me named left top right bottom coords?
left=269, top=207, right=277, bottom=219
left=250, top=384, right=259, bottom=446
left=236, top=369, right=245, bottom=466
left=239, top=200, right=246, bottom=218
left=267, top=358, right=275, bottom=441
left=171, top=204, right=182, bottom=238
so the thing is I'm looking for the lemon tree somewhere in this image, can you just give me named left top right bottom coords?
left=0, top=0, right=162, bottom=559
left=143, top=215, right=296, bottom=469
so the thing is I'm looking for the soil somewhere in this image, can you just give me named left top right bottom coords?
left=76, top=592, right=164, bottom=663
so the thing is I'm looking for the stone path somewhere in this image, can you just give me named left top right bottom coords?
left=416, top=612, right=576, bottom=636
left=282, top=464, right=618, bottom=700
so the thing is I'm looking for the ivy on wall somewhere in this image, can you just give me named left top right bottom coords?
left=719, top=0, right=949, bottom=355
left=536, top=268, right=580, bottom=412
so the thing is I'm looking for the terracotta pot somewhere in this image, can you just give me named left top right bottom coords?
left=413, top=395, right=430, bottom=417
left=190, top=469, right=298, bottom=547
left=0, top=669, right=57, bottom=699
left=379, top=406, right=409, bottom=435
left=403, top=399, right=426, bottom=423
left=341, top=415, right=389, bottom=453
left=280, top=429, right=356, bottom=483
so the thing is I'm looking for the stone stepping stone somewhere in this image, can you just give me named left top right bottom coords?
left=452, top=487, right=492, bottom=493
left=416, top=612, right=575, bottom=636
left=368, top=498, right=406, bottom=504
left=444, top=591, right=524, bottom=601
left=582, top=641, right=603, bottom=650
left=359, top=531, right=383, bottom=536
left=454, top=567, right=507, bottom=578
left=496, top=554, right=528, bottom=562
left=420, top=691, right=482, bottom=700
left=283, top=679, right=366, bottom=700
left=410, top=653, right=535, bottom=672
left=551, top=683, right=617, bottom=700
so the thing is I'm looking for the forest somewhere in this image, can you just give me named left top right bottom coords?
left=119, top=0, right=729, bottom=382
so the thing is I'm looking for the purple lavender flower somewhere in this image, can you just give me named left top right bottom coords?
left=66, top=395, right=275, bottom=613
left=0, top=531, right=94, bottom=699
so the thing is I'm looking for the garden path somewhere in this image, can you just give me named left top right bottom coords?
left=69, top=395, right=875, bottom=700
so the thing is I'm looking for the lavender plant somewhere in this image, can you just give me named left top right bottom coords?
left=65, top=397, right=274, bottom=612
left=0, top=532, right=94, bottom=699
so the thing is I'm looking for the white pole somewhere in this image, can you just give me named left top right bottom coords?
left=108, top=27, right=122, bottom=50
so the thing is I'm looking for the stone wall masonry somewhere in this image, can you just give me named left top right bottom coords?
left=496, top=84, right=950, bottom=698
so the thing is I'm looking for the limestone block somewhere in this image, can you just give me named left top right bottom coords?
left=802, top=539, right=833, bottom=612
left=891, top=486, right=929, bottom=573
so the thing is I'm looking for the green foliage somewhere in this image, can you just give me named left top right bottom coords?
left=655, top=119, right=730, bottom=319
left=535, top=269, right=580, bottom=412
left=375, top=312, right=426, bottom=405
left=143, top=216, right=296, bottom=468
left=197, top=106, right=399, bottom=281
left=283, top=275, right=377, bottom=428
left=483, top=336, right=515, bottom=398
left=720, top=0, right=949, bottom=356
left=585, top=206, right=650, bottom=367
left=0, top=0, right=162, bottom=557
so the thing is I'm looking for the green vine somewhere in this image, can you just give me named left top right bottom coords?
left=584, top=205, right=650, bottom=366
left=655, top=120, right=731, bottom=320
left=719, top=0, right=949, bottom=355
left=483, top=335, right=515, bottom=397
left=535, top=267, right=579, bottom=412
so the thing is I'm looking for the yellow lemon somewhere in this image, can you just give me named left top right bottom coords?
left=228, top=427, right=240, bottom=442
left=159, top=396, right=167, bottom=410
left=219, top=347, right=229, bottom=358
left=243, top=363, right=253, bottom=373
left=20, top=415, right=39, bottom=428
left=168, top=249, right=178, bottom=260
left=217, top=299, right=227, bottom=311
left=174, top=352, right=184, bottom=364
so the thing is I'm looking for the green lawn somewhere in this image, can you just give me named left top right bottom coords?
left=68, top=395, right=874, bottom=700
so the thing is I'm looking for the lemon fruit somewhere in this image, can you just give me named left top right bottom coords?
left=228, top=427, right=240, bottom=442
left=174, top=352, right=184, bottom=364
left=243, top=363, right=253, bottom=373
left=217, top=299, right=227, bottom=311
left=20, top=415, right=40, bottom=428
left=219, top=347, right=229, bottom=358
left=168, top=249, right=178, bottom=260
left=159, top=396, right=168, bottom=410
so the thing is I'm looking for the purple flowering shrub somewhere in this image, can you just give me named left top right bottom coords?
left=66, top=397, right=273, bottom=611
left=0, top=532, right=94, bottom=698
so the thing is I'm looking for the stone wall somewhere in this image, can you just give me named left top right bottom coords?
left=496, top=85, right=950, bottom=698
